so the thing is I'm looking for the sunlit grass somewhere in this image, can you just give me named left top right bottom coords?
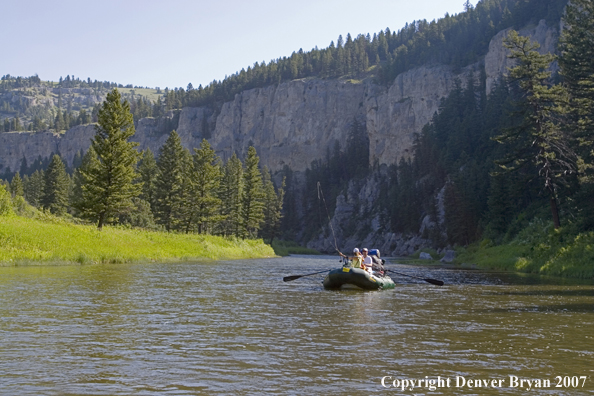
left=456, top=219, right=594, bottom=279
left=0, top=215, right=275, bottom=266
left=117, top=87, right=162, bottom=101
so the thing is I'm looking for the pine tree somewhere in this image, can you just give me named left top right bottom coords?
left=153, top=130, right=186, bottom=231
left=188, top=139, right=223, bottom=234
left=174, top=147, right=196, bottom=232
left=219, top=153, right=244, bottom=237
left=241, top=146, right=265, bottom=238
left=41, top=154, right=70, bottom=215
left=71, top=147, right=99, bottom=217
left=79, top=89, right=141, bottom=229
left=496, top=31, right=577, bottom=229
left=54, top=109, right=65, bottom=131
left=558, top=0, right=594, bottom=178
left=0, top=183, right=13, bottom=216
left=10, top=172, right=24, bottom=197
left=138, top=148, right=158, bottom=211
left=260, top=166, right=285, bottom=244
left=24, top=169, right=44, bottom=207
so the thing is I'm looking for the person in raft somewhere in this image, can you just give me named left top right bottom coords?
left=340, top=248, right=365, bottom=270
left=361, top=248, right=373, bottom=274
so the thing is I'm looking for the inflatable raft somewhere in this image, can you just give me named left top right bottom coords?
left=323, top=267, right=395, bottom=290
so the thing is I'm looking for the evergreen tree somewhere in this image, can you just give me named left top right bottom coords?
left=0, top=183, right=13, bottom=216
left=241, top=146, right=265, bottom=238
left=10, top=172, right=24, bottom=197
left=176, top=148, right=196, bottom=232
left=496, top=31, right=577, bottom=229
left=486, top=173, right=512, bottom=237
left=559, top=0, right=594, bottom=163
left=54, top=108, right=65, bottom=131
left=189, top=139, right=223, bottom=234
left=558, top=0, right=594, bottom=228
left=138, top=148, right=158, bottom=211
left=71, top=147, right=98, bottom=217
left=41, top=154, right=70, bottom=215
left=219, top=153, right=244, bottom=237
left=260, top=166, right=285, bottom=244
left=79, top=89, right=141, bottom=229
left=153, top=130, right=186, bottom=231
left=24, top=169, right=44, bottom=207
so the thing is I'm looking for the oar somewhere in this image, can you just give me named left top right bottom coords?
left=283, top=269, right=331, bottom=282
left=386, top=269, right=444, bottom=286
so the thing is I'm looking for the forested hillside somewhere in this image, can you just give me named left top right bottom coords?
left=162, top=0, right=567, bottom=109
left=0, top=74, right=163, bottom=134
left=1, top=0, right=567, bottom=135
left=3, top=0, right=594, bottom=278
left=299, top=0, right=594, bottom=278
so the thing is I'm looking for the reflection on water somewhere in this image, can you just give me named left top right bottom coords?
left=0, top=256, right=593, bottom=395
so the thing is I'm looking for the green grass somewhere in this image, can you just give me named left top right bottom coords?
left=456, top=219, right=594, bottom=279
left=0, top=214, right=275, bottom=266
left=270, top=240, right=320, bottom=256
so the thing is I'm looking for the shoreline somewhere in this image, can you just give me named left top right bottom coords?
left=0, top=215, right=276, bottom=267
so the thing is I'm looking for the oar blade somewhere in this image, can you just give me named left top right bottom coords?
left=424, top=278, right=444, bottom=286
left=283, top=275, right=302, bottom=282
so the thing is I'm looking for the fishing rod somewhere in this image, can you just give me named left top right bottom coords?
left=317, top=181, right=343, bottom=256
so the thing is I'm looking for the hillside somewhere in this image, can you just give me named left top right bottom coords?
left=0, top=75, right=163, bottom=134
left=4, top=0, right=593, bottom=275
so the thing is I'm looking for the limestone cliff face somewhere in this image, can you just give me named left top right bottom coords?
left=366, top=63, right=481, bottom=166
left=1, top=20, right=559, bottom=179
left=0, top=125, right=95, bottom=173
left=485, top=19, right=560, bottom=94
left=208, top=80, right=367, bottom=171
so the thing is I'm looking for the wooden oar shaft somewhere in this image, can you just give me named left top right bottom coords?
left=283, top=269, right=331, bottom=282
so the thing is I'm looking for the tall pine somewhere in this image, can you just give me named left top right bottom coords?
left=79, top=88, right=141, bottom=229
left=260, top=166, right=285, bottom=244
left=559, top=0, right=594, bottom=169
left=10, top=172, right=24, bottom=197
left=189, top=139, right=223, bottom=234
left=219, top=153, right=244, bottom=237
left=153, top=130, right=186, bottom=231
left=496, top=31, right=577, bottom=229
left=138, top=148, right=158, bottom=211
left=241, top=146, right=265, bottom=239
left=558, top=0, right=594, bottom=228
left=41, top=154, right=70, bottom=215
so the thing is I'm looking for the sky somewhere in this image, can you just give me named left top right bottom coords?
left=2, top=0, right=476, bottom=90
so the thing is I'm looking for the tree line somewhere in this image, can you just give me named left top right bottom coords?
left=376, top=0, right=594, bottom=246
left=283, top=0, right=592, bottom=249
left=160, top=0, right=567, bottom=112
left=4, top=89, right=285, bottom=242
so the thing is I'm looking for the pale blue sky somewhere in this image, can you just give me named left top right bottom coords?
left=3, top=0, right=475, bottom=89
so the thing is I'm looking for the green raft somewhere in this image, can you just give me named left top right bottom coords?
left=323, top=267, right=395, bottom=290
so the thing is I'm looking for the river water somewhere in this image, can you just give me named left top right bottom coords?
left=0, top=255, right=593, bottom=395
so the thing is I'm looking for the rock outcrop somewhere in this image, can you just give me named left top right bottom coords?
left=0, top=20, right=562, bottom=254
left=1, top=20, right=560, bottom=177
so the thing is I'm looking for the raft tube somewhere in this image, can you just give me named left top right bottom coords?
left=323, top=267, right=395, bottom=290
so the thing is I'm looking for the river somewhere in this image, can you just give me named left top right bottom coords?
left=0, top=256, right=593, bottom=395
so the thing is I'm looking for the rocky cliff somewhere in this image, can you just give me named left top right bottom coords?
left=0, top=20, right=559, bottom=178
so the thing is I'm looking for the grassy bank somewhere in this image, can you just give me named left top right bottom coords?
left=0, top=214, right=275, bottom=266
left=456, top=219, right=594, bottom=279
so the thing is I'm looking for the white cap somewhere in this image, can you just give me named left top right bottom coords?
left=362, top=248, right=368, bottom=252
left=353, top=248, right=360, bottom=254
